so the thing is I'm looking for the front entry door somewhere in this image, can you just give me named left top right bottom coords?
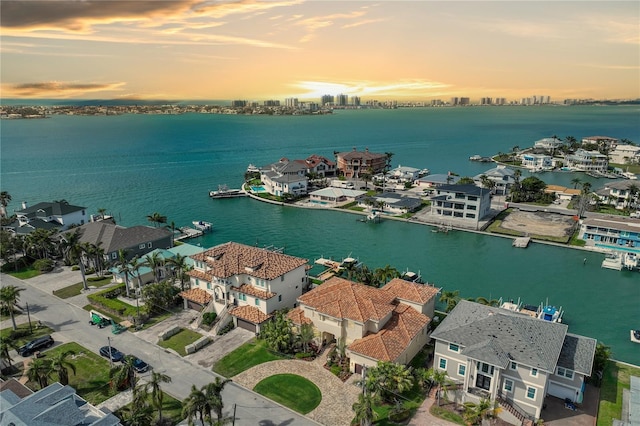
left=476, top=374, right=491, bottom=390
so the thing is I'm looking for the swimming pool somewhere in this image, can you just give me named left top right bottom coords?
left=309, top=200, right=328, bottom=205
left=251, top=186, right=266, bottom=192
left=595, top=243, right=640, bottom=254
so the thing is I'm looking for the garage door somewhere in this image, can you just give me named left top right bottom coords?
left=237, top=319, right=256, bottom=333
left=548, top=381, right=577, bottom=401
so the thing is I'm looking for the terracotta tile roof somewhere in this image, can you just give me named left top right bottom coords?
left=348, top=304, right=430, bottom=362
left=187, top=269, right=209, bottom=280
left=229, top=305, right=272, bottom=324
left=287, top=307, right=312, bottom=325
left=298, top=277, right=396, bottom=323
left=191, top=242, right=308, bottom=281
left=231, top=284, right=276, bottom=300
left=382, top=278, right=440, bottom=304
left=179, top=288, right=212, bottom=305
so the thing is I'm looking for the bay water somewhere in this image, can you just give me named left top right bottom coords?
left=2, top=106, right=639, bottom=364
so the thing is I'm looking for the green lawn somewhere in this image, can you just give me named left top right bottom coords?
left=0, top=323, right=55, bottom=347
left=429, top=404, right=466, bottom=426
left=32, top=342, right=112, bottom=405
left=7, top=267, right=41, bottom=279
left=597, top=360, right=640, bottom=426
left=53, top=278, right=112, bottom=299
left=157, top=328, right=202, bottom=356
left=254, top=374, right=321, bottom=414
left=82, top=304, right=124, bottom=324
left=213, top=339, right=287, bottom=377
left=372, top=385, right=424, bottom=425
left=115, top=392, right=183, bottom=425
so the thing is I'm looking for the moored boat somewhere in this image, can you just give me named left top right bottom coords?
left=631, top=330, right=640, bottom=344
left=192, top=220, right=213, bottom=232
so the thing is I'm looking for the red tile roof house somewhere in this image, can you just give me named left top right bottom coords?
left=288, top=276, right=440, bottom=374
left=186, top=242, right=308, bottom=333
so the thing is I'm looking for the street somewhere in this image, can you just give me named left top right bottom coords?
left=1, top=273, right=318, bottom=426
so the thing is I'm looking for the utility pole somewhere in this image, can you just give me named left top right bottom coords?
left=26, top=302, right=32, bottom=334
left=232, top=403, right=237, bottom=426
left=107, top=336, right=113, bottom=369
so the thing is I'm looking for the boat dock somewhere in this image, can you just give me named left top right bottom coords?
left=175, top=226, right=204, bottom=241
left=209, top=184, right=247, bottom=198
left=512, top=237, right=531, bottom=248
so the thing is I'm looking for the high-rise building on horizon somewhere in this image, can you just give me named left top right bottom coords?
left=336, top=93, right=348, bottom=106
left=285, top=98, right=299, bottom=107
left=231, top=100, right=247, bottom=107
left=321, top=94, right=334, bottom=106
left=351, top=96, right=361, bottom=106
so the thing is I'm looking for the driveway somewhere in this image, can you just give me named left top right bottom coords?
left=233, top=356, right=361, bottom=426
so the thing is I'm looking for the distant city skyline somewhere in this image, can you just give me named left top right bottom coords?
left=1, top=1, right=638, bottom=101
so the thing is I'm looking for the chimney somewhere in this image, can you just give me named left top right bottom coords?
left=21, top=201, right=28, bottom=209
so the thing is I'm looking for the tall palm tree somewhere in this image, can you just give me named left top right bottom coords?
left=352, top=393, right=379, bottom=426
left=48, top=350, right=76, bottom=386
left=166, top=221, right=177, bottom=245
left=571, top=177, right=582, bottom=189
left=204, top=377, right=232, bottom=424
left=166, top=253, right=191, bottom=291
left=144, top=251, right=164, bottom=283
left=147, top=370, right=172, bottom=424
left=375, top=264, right=399, bottom=285
left=146, top=212, right=167, bottom=228
left=115, top=249, right=132, bottom=298
left=122, top=383, right=154, bottom=426
left=129, top=256, right=144, bottom=291
left=67, top=237, right=89, bottom=291
left=0, top=191, right=11, bottom=218
left=298, top=323, right=315, bottom=353
left=0, top=285, right=24, bottom=330
left=0, top=336, right=17, bottom=370
left=432, top=369, right=451, bottom=406
left=26, top=358, right=51, bottom=389
left=182, top=385, right=207, bottom=426
left=110, top=355, right=137, bottom=391
left=439, top=290, right=460, bottom=312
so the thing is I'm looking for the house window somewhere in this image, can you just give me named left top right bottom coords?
left=239, top=294, right=246, bottom=301
left=148, top=242, right=152, bottom=248
left=510, top=362, right=517, bottom=370
left=479, top=362, right=494, bottom=376
left=278, top=295, right=282, bottom=302
left=207, top=282, right=211, bottom=290
left=139, top=244, right=146, bottom=249
left=458, top=364, right=466, bottom=377
left=530, top=368, right=538, bottom=377
left=255, top=298, right=260, bottom=306
left=557, top=367, right=574, bottom=379
left=439, top=358, right=447, bottom=370
left=111, top=252, right=117, bottom=260
left=449, top=343, right=459, bottom=353
left=195, top=279, right=199, bottom=286
left=526, top=387, right=536, bottom=400
left=503, top=379, right=514, bottom=393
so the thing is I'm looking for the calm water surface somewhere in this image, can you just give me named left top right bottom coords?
left=2, top=106, right=639, bottom=364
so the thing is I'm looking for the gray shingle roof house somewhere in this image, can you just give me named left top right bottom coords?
left=0, top=381, right=121, bottom=426
left=8, top=201, right=88, bottom=234
left=63, top=220, right=172, bottom=262
left=430, top=300, right=596, bottom=421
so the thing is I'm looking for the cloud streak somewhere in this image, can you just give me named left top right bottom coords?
left=4, top=81, right=126, bottom=98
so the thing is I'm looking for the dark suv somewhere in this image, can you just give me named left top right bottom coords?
left=18, top=335, right=54, bottom=357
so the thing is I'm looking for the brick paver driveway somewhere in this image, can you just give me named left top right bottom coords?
left=233, top=358, right=361, bottom=426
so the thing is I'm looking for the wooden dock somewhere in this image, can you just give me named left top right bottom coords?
left=175, top=226, right=204, bottom=241
left=512, top=237, right=531, bottom=248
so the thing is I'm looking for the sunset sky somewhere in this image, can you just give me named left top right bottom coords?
left=1, top=0, right=639, bottom=102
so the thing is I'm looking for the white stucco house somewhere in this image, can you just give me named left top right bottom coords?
left=473, top=165, right=516, bottom=195
left=565, top=149, right=609, bottom=173
left=260, top=158, right=309, bottom=197
left=186, top=241, right=309, bottom=333
left=10, top=201, right=87, bottom=234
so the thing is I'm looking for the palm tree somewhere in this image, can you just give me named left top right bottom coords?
left=627, top=183, right=639, bottom=208
left=129, top=256, right=144, bottom=291
left=375, top=264, right=399, bottom=285
left=144, top=251, right=164, bottom=283
left=122, top=383, right=154, bottom=426
left=147, top=212, right=167, bottom=228
left=298, top=323, right=315, bottom=353
left=432, top=369, right=451, bottom=406
left=352, top=393, right=379, bottom=426
left=166, top=253, right=191, bottom=291
left=439, top=290, right=460, bottom=312
left=65, top=233, right=89, bottom=291
left=166, top=221, right=177, bottom=245
left=0, top=191, right=11, bottom=218
left=48, top=350, right=76, bottom=386
left=26, top=358, right=51, bottom=389
left=115, top=249, right=132, bottom=298
left=205, top=377, right=232, bottom=423
left=110, top=355, right=137, bottom=391
left=183, top=385, right=207, bottom=426
left=0, top=336, right=17, bottom=370
left=414, top=367, right=435, bottom=393
left=0, top=285, right=24, bottom=330
left=97, top=208, right=107, bottom=219
left=476, top=297, right=499, bottom=307
left=571, top=177, right=582, bottom=189
left=148, top=371, right=172, bottom=424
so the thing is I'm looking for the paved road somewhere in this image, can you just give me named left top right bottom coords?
left=1, top=273, right=318, bottom=426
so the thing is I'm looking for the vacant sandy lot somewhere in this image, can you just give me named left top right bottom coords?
left=500, top=210, right=576, bottom=237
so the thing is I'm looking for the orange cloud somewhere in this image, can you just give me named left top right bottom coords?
left=3, top=81, right=126, bottom=98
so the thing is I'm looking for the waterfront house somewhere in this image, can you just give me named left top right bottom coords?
left=0, top=381, right=121, bottom=426
left=431, top=300, right=596, bottom=421
left=533, top=137, right=564, bottom=151
left=430, top=184, right=492, bottom=225
left=473, top=165, right=516, bottom=195
left=609, top=144, right=640, bottom=165
left=390, top=165, right=422, bottom=182
left=8, top=201, right=87, bottom=234
left=594, top=181, right=640, bottom=210
left=415, top=174, right=459, bottom=189
left=357, top=192, right=422, bottom=215
left=335, top=148, right=388, bottom=179
left=564, top=149, right=609, bottom=173
left=579, top=216, right=640, bottom=248
left=187, top=242, right=308, bottom=333
left=520, top=153, right=553, bottom=171
left=544, top=185, right=581, bottom=202
left=581, top=136, right=619, bottom=150
left=303, top=154, right=336, bottom=177
left=67, top=220, right=172, bottom=262
left=260, top=158, right=308, bottom=197
left=308, top=187, right=366, bottom=205
left=287, top=276, right=440, bottom=373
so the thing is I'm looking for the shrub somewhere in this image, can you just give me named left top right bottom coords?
left=389, top=408, right=411, bottom=423
left=217, top=321, right=235, bottom=336
left=33, top=258, right=54, bottom=272
left=9, top=329, right=30, bottom=340
left=71, top=265, right=80, bottom=271
left=330, top=365, right=341, bottom=376
left=295, top=352, right=313, bottom=359
left=202, top=312, right=217, bottom=326
left=88, top=276, right=108, bottom=282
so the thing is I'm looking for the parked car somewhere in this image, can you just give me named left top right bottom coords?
left=132, top=357, right=150, bottom=373
left=99, top=346, right=124, bottom=362
left=18, top=335, right=54, bottom=357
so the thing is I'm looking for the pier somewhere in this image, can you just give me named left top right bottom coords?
left=175, top=226, right=204, bottom=241
left=512, top=237, right=531, bottom=248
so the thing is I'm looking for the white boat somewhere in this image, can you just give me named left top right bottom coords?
left=631, top=330, right=640, bottom=344
left=209, top=185, right=245, bottom=198
left=367, top=210, right=381, bottom=222
left=537, top=303, right=563, bottom=323
left=401, top=270, right=423, bottom=283
left=621, top=171, right=638, bottom=180
left=192, top=220, right=213, bottom=232
left=601, top=251, right=639, bottom=271
left=246, top=164, right=260, bottom=173
left=499, top=297, right=563, bottom=323
left=622, top=252, right=639, bottom=271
